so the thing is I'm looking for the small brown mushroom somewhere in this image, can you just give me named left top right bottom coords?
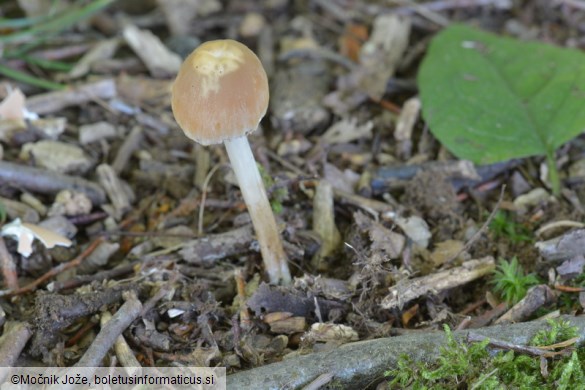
left=172, top=39, right=291, bottom=285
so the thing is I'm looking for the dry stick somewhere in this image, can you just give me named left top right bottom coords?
left=194, top=144, right=211, bottom=189
left=228, top=315, right=585, bottom=389
left=444, top=184, right=506, bottom=266
left=495, top=285, right=557, bottom=324
left=1, top=212, right=138, bottom=296
left=48, top=262, right=136, bottom=292
left=532, top=336, right=580, bottom=351
left=97, top=163, right=132, bottom=219
left=467, top=333, right=575, bottom=358
left=302, top=372, right=335, bottom=390
left=535, top=220, right=585, bottom=236
left=112, top=126, right=143, bottom=174
left=235, top=269, right=252, bottom=328
left=0, top=237, right=104, bottom=297
left=198, top=163, right=227, bottom=236
left=26, top=78, right=116, bottom=115
left=0, top=321, right=32, bottom=367
left=100, top=311, right=142, bottom=370
left=0, top=161, right=106, bottom=205
left=140, top=277, right=177, bottom=318
left=393, top=0, right=511, bottom=13
left=177, top=224, right=255, bottom=265
left=0, top=237, right=18, bottom=290
left=66, top=317, right=99, bottom=348
left=264, top=149, right=309, bottom=177
left=554, top=284, right=585, bottom=293
left=381, top=256, right=496, bottom=309
left=394, top=0, right=451, bottom=26
left=75, top=291, right=142, bottom=367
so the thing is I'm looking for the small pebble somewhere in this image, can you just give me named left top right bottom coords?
left=20, top=140, right=93, bottom=174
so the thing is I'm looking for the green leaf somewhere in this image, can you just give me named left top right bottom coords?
left=418, top=25, right=585, bottom=194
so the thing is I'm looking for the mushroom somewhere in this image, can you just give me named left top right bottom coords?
left=171, top=39, right=292, bottom=285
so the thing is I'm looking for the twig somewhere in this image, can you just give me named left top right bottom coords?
left=96, top=163, right=133, bottom=219
left=26, top=78, right=116, bottom=115
left=0, top=321, right=32, bottom=367
left=235, top=269, right=251, bottom=328
left=0, top=237, right=103, bottom=296
left=535, top=220, right=585, bottom=236
left=264, top=149, right=310, bottom=177
left=112, top=126, right=143, bottom=174
left=334, top=188, right=395, bottom=214
left=0, top=161, right=106, bottom=205
left=444, top=185, right=506, bottom=266
left=66, top=317, right=99, bottom=348
left=101, top=310, right=142, bottom=371
left=0, top=237, right=18, bottom=290
left=198, top=163, right=227, bottom=235
left=554, top=284, right=585, bottom=292
left=177, top=225, right=256, bottom=266
left=75, top=291, right=142, bottom=367
left=391, top=0, right=512, bottom=14
left=67, top=211, right=109, bottom=226
left=381, top=256, right=496, bottom=309
left=140, top=277, right=177, bottom=318
left=391, top=0, right=451, bottom=26
left=302, top=372, right=335, bottom=390
left=467, top=333, right=572, bottom=358
left=495, top=285, right=557, bottom=324
left=48, top=262, right=136, bottom=292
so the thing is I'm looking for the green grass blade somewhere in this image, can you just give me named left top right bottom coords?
left=0, top=0, right=115, bottom=44
left=0, top=63, right=66, bottom=90
left=18, top=55, right=74, bottom=72
left=0, top=15, right=48, bottom=29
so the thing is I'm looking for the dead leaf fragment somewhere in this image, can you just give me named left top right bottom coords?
left=354, top=211, right=405, bottom=260
left=357, top=14, right=411, bottom=100
left=321, top=118, right=373, bottom=144
left=307, top=323, right=358, bottom=343
left=269, top=317, right=307, bottom=334
left=1, top=218, right=72, bottom=257
left=340, top=23, right=368, bottom=62
left=0, top=88, right=26, bottom=121
left=430, top=240, right=465, bottom=266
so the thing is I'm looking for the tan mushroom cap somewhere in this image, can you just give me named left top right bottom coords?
left=171, top=39, right=269, bottom=145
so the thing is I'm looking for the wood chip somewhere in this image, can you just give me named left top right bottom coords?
left=26, top=79, right=117, bottom=115
left=381, top=256, right=496, bottom=309
left=357, top=14, right=411, bottom=100
left=495, top=285, right=558, bottom=324
left=96, top=164, right=134, bottom=220
left=269, top=316, right=307, bottom=334
left=307, top=323, right=358, bottom=343
left=68, top=38, right=121, bottom=79
left=123, top=24, right=181, bottom=78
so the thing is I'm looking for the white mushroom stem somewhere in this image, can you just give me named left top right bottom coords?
left=224, top=135, right=292, bottom=284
